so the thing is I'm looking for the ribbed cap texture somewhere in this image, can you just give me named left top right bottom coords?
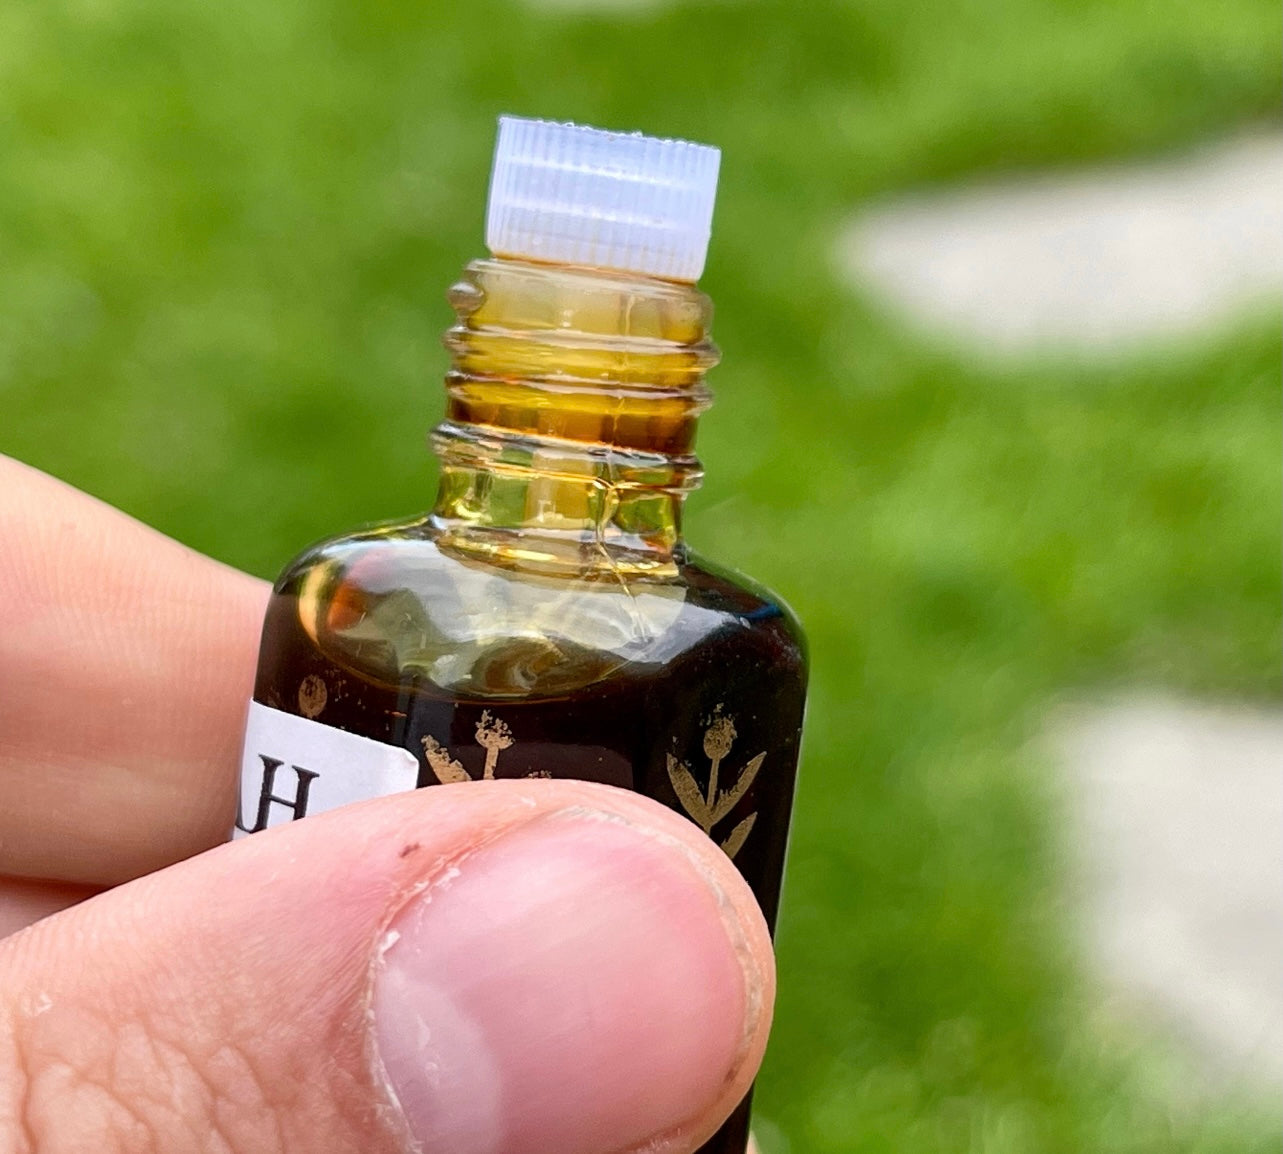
left=485, top=116, right=721, bottom=282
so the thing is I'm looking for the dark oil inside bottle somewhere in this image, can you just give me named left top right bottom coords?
left=255, top=529, right=806, bottom=932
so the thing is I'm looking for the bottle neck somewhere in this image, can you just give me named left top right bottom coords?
left=430, top=257, right=718, bottom=577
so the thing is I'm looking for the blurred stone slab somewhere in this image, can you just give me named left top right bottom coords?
left=842, top=134, right=1283, bottom=353
left=1055, top=698, right=1283, bottom=1090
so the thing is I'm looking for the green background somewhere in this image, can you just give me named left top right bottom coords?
left=1, top=1, right=1279, bottom=1149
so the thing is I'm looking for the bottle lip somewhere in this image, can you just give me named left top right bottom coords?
left=485, top=116, right=721, bottom=283
left=463, top=255, right=715, bottom=304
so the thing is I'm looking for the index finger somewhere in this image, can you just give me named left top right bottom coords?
left=0, top=457, right=267, bottom=885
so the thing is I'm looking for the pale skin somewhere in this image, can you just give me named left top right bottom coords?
left=0, top=456, right=771, bottom=1154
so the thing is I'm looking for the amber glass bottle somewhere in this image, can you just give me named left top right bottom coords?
left=237, top=117, right=807, bottom=1153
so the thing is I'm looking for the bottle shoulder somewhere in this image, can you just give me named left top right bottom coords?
left=272, top=517, right=436, bottom=595
left=678, top=549, right=808, bottom=669
left=266, top=523, right=805, bottom=699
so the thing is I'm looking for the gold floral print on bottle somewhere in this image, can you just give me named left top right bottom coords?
left=666, top=709, right=764, bottom=860
left=422, top=711, right=517, bottom=783
left=297, top=675, right=327, bottom=719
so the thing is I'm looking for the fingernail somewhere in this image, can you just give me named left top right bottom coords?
left=373, top=810, right=755, bottom=1154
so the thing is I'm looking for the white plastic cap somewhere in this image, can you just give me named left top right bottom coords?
left=485, top=115, right=721, bottom=282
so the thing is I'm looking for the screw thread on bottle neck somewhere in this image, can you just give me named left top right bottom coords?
left=430, top=257, right=718, bottom=575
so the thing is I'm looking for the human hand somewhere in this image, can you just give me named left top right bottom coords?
left=0, top=457, right=774, bottom=1153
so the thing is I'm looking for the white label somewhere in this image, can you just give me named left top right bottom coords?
left=234, top=702, right=420, bottom=838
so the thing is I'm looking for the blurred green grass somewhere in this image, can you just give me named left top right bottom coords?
left=1, top=0, right=1279, bottom=1149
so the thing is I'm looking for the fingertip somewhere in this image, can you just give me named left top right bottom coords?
left=372, top=791, right=773, bottom=1154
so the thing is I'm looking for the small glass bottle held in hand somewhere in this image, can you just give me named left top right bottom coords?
left=236, top=115, right=808, bottom=1154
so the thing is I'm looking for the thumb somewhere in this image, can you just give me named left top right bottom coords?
left=0, top=780, right=773, bottom=1154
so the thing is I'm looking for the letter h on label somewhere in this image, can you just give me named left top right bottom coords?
left=236, top=755, right=321, bottom=834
